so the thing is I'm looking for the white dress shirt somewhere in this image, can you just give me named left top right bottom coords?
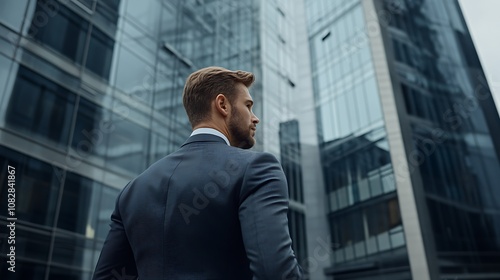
left=190, top=128, right=230, bottom=146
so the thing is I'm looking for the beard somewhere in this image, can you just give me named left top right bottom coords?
left=228, top=109, right=255, bottom=149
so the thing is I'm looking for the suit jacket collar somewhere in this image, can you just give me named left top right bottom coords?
left=181, top=134, right=228, bottom=147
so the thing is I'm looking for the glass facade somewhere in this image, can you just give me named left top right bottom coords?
left=383, top=0, right=500, bottom=277
left=306, top=0, right=408, bottom=278
left=0, top=145, right=117, bottom=279
left=279, top=120, right=308, bottom=264
left=260, top=1, right=311, bottom=275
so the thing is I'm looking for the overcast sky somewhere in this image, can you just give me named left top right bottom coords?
left=459, top=0, right=500, bottom=115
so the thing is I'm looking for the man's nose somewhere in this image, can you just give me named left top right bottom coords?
left=252, top=113, right=260, bottom=124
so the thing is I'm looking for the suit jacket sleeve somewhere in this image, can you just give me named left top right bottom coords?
left=239, top=152, right=303, bottom=280
left=92, top=186, right=138, bottom=280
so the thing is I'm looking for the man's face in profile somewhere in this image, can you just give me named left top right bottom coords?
left=228, top=83, right=259, bottom=149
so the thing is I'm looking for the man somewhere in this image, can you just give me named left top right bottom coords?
left=92, top=66, right=302, bottom=279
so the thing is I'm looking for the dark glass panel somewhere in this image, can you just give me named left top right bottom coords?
left=6, top=66, right=76, bottom=147
left=30, top=1, right=88, bottom=64
left=96, top=0, right=120, bottom=26
left=71, top=97, right=111, bottom=159
left=0, top=145, right=61, bottom=226
left=339, top=214, right=353, bottom=247
left=0, top=55, right=11, bottom=95
left=387, top=199, right=401, bottom=228
left=351, top=210, right=364, bottom=243
left=279, top=120, right=304, bottom=202
left=86, top=27, right=114, bottom=80
left=0, top=260, right=46, bottom=280
left=57, top=172, right=101, bottom=235
left=48, top=265, right=90, bottom=280
left=51, top=232, right=95, bottom=270
left=366, top=202, right=388, bottom=237
left=0, top=227, right=51, bottom=263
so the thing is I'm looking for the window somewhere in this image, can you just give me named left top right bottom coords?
left=364, top=76, right=382, bottom=122
left=354, top=83, right=369, bottom=128
left=51, top=233, right=96, bottom=270
left=71, top=97, right=111, bottom=160
left=125, top=0, right=160, bottom=36
left=5, top=223, right=51, bottom=263
left=95, top=0, right=120, bottom=26
left=6, top=67, right=76, bottom=147
left=0, top=146, right=61, bottom=227
left=114, top=46, right=155, bottom=105
left=0, top=54, right=12, bottom=100
left=0, top=260, right=46, bottom=279
left=388, top=199, right=401, bottom=228
left=86, top=27, right=114, bottom=80
left=336, top=94, right=350, bottom=137
left=57, top=172, right=101, bottom=235
left=105, top=114, right=149, bottom=175
left=96, top=186, right=119, bottom=240
left=31, top=2, right=88, bottom=64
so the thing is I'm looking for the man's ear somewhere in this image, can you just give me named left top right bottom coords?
left=215, top=94, right=230, bottom=117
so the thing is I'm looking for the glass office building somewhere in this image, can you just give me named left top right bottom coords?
left=306, top=0, right=500, bottom=279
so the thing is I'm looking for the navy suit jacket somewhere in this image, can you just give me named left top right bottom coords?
left=92, top=134, right=303, bottom=280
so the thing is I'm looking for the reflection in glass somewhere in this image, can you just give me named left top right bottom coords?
left=0, top=145, right=61, bottom=227
left=105, top=113, right=149, bottom=175
left=95, top=0, right=121, bottom=27
left=71, top=97, right=111, bottom=160
left=51, top=233, right=95, bottom=270
left=48, top=265, right=91, bottom=280
left=385, top=0, right=500, bottom=275
left=0, top=0, right=28, bottom=32
left=322, top=132, right=393, bottom=203
left=125, top=0, right=160, bottom=35
left=6, top=66, right=76, bottom=147
left=330, top=197, right=403, bottom=264
left=114, top=46, right=154, bottom=105
left=279, top=120, right=304, bottom=203
left=0, top=260, right=46, bottom=280
left=149, top=133, right=170, bottom=165
left=86, top=27, right=114, bottom=80
left=30, top=2, right=88, bottom=64
left=58, top=172, right=101, bottom=236
left=6, top=227, right=51, bottom=263
left=96, top=186, right=119, bottom=240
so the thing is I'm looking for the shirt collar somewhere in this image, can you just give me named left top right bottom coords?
left=190, top=128, right=230, bottom=146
